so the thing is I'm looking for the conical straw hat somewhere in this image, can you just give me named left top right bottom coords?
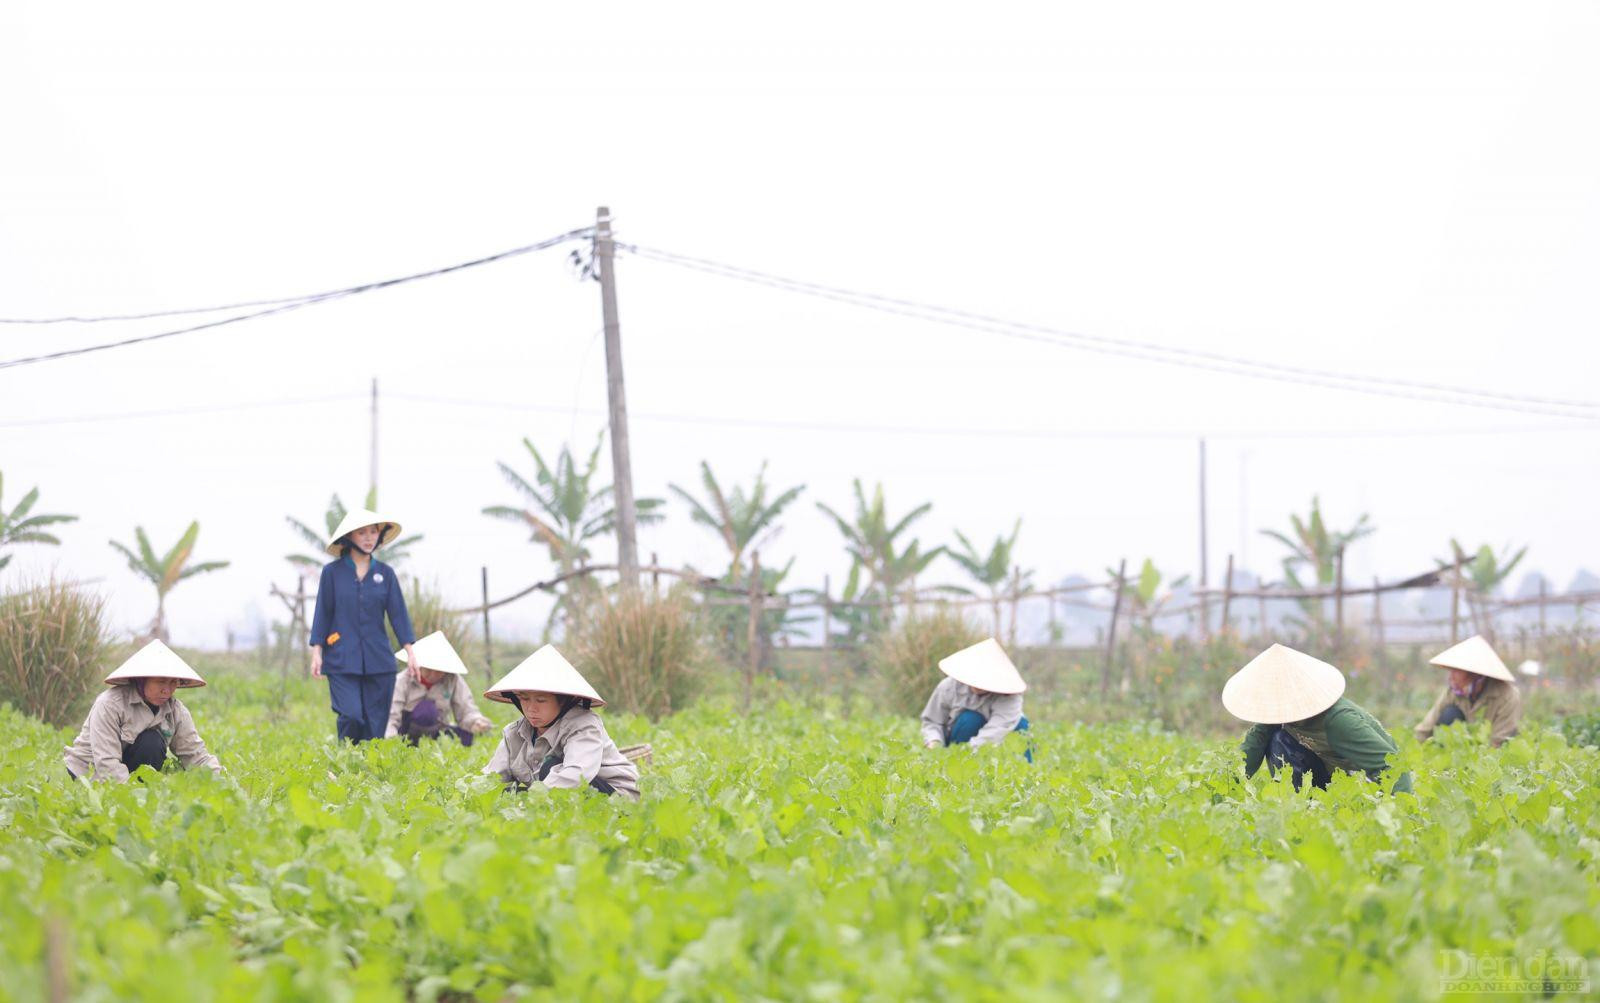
left=484, top=645, right=605, bottom=706
left=1221, top=643, right=1345, bottom=724
left=1429, top=635, right=1514, bottom=682
left=103, top=639, right=207, bottom=688
left=325, top=508, right=402, bottom=556
left=395, top=631, right=469, bottom=676
left=938, top=638, right=1027, bottom=695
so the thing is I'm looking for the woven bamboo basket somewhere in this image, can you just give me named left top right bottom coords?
left=619, top=743, right=654, bottom=767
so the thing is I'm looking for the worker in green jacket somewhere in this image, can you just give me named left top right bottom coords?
left=1414, top=635, right=1522, bottom=748
left=1224, top=643, right=1413, bottom=795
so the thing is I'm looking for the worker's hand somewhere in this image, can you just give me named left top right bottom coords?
left=309, top=647, right=323, bottom=678
left=924, top=739, right=941, bottom=749
left=471, top=719, right=492, bottom=735
left=403, top=644, right=419, bottom=681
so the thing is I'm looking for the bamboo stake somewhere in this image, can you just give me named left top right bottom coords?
left=745, top=551, right=762, bottom=711
left=1220, top=554, right=1235, bottom=635
left=1102, top=559, right=1127, bottom=699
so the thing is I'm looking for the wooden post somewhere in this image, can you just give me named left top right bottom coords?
left=1048, top=589, right=1059, bottom=645
left=820, top=574, right=832, bottom=676
left=745, top=551, right=762, bottom=710
left=1198, top=438, right=1210, bottom=642
left=1334, top=545, right=1346, bottom=656
left=45, top=913, right=70, bottom=1003
left=1008, top=566, right=1021, bottom=649
left=1371, top=575, right=1385, bottom=670
left=1101, top=559, right=1127, bottom=698
left=1219, top=554, right=1235, bottom=637
left=1538, top=578, right=1548, bottom=662
left=480, top=566, right=494, bottom=685
left=650, top=551, right=660, bottom=597
left=594, top=206, right=640, bottom=590
left=1258, top=592, right=1268, bottom=642
left=369, top=376, right=379, bottom=497
left=293, top=575, right=307, bottom=677
left=1450, top=541, right=1464, bottom=644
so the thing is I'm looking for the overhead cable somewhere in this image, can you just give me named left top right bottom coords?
left=620, top=243, right=1600, bottom=419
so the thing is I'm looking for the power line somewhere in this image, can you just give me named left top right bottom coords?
left=0, top=226, right=595, bottom=326
left=0, top=228, right=594, bottom=370
left=619, top=243, right=1600, bottom=419
left=0, top=393, right=362, bottom=429
left=388, top=391, right=1600, bottom=441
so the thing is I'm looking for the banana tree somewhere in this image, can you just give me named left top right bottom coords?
left=286, top=486, right=422, bottom=573
left=669, top=460, right=805, bottom=583
left=0, top=471, right=77, bottom=572
left=483, top=431, right=663, bottom=638
left=1438, top=539, right=1528, bottom=641
left=950, top=519, right=1032, bottom=638
left=817, top=480, right=945, bottom=626
left=109, top=521, right=230, bottom=641
left=1260, top=496, right=1374, bottom=636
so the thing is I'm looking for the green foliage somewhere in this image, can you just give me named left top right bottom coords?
left=0, top=470, right=78, bottom=572
left=950, top=519, right=1032, bottom=639
left=868, top=607, right=987, bottom=716
left=285, top=487, right=423, bottom=571
left=1558, top=710, right=1600, bottom=750
left=0, top=578, right=115, bottom=727
left=669, top=460, right=805, bottom=584
left=570, top=586, right=707, bottom=718
left=1, top=667, right=1597, bottom=1000
left=107, top=521, right=229, bottom=641
left=1442, top=539, right=1529, bottom=596
left=1261, top=495, right=1374, bottom=591
left=817, top=480, right=945, bottom=629
left=482, top=433, right=664, bottom=639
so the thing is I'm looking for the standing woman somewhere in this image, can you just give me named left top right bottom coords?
left=308, top=507, right=416, bottom=742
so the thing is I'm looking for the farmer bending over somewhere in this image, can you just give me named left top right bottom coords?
left=920, top=638, right=1032, bottom=759
left=482, top=645, right=640, bottom=800
left=64, top=640, right=222, bottom=782
left=1414, top=635, right=1522, bottom=748
left=1226, top=643, right=1412, bottom=794
left=385, top=631, right=492, bottom=746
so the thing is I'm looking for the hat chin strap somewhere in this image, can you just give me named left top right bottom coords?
left=345, top=536, right=376, bottom=557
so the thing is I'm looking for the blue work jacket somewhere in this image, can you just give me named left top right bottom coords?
left=308, top=556, right=415, bottom=676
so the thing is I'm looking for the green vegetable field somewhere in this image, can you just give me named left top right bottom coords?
left=3, top=669, right=1598, bottom=1002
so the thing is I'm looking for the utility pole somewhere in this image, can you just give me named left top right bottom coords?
left=1198, top=438, right=1210, bottom=640
left=595, top=206, right=640, bottom=589
left=369, top=377, right=379, bottom=498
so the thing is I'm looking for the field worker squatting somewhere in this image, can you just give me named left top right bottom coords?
left=64, top=639, right=222, bottom=782
left=1413, top=635, right=1523, bottom=748
left=482, top=645, right=641, bottom=800
left=385, top=630, right=492, bottom=745
left=1225, top=643, right=1413, bottom=795
left=308, top=508, right=416, bottom=743
left=920, top=637, right=1032, bottom=760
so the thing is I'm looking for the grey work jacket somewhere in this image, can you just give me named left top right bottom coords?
left=384, top=673, right=491, bottom=737
left=63, top=684, right=222, bottom=782
left=483, top=709, right=640, bottom=800
left=1414, top=678, right=1522, bottom=747
left=919, top=676, right=1024, bottom=747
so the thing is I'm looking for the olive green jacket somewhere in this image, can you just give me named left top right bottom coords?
left=63, top=684, right=221, bottom=782
left=483, top=709, right=640, bottom=800
left=1242, top=697, right=1412, bottom=794
left=1414, top=678, right=1521, bottom=747
left=384, top=673, right=491, bottom=738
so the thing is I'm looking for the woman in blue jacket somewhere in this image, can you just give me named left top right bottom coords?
left=308, top=508, right=416, bottom=742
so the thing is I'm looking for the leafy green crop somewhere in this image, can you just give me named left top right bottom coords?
left=2, top=666, right=1597, bottom=1001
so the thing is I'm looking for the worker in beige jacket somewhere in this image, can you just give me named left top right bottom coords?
left=481, top=645, right=640, bottom=799
left=63, top=640, right=222, bottom=782
left=385, top=631, right=493, bottom=745
left=920, top=638, right=1032, bottom=760
left=1414, top=635, right=1523, bottom=747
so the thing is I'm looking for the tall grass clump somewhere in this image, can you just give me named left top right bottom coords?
left=869, top=607, right=986, bottom=715
left=387, top=577, right=472, bottom=658
left=571, top=586, right=705, bottom=718
left=0, top=578, right=116, bottom=726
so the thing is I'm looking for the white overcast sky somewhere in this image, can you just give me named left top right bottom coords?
left=2, top=2, right=1597, bottom=647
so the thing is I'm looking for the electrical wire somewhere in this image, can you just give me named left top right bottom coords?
left=387, top=391, right=1600, bottom=441
left=0, top=226, right=595, bottom=326
left=0, top=393, right=363, bottom=429
left=619, top=243, right=1600, bottom=419
left=0, top=228, right=594, bottom=370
